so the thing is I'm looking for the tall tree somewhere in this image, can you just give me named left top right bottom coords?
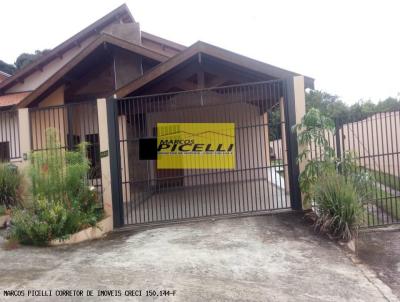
left=14, top=49, right=51, bottom=70
left=0, top=60, right=16, bottom=75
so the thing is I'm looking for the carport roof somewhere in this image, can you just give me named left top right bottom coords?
left=115, top=41, right=314, bottom=98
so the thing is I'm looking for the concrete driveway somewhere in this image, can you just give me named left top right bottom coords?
left=124, top=179, right=290, bottom=224
left=358, top=228, right=400, bottom=298
left=0, top=213, right=398, bottom=302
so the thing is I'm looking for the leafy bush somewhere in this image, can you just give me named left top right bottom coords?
left=11, top=194, right=101, bottom=246
left=11, top=197, right=69, bottom=245
left=0, top=204, right=5, bottom=216
left=29, top=129, right=90, bottom=203
left=313, top=173, right=362, bottom=241
left=295, top=108, right=373, bottom=240
left=11, top=129, right=102, bottom=245
left=293, top=108, right=336, bottom=205
left=0, top=163, right=24, bottom=209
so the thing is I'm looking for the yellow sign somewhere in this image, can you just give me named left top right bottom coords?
left=157, top=123, right=235, bottom=169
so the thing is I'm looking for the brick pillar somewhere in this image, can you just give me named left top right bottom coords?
left=15, top=108, right=31, bottom=170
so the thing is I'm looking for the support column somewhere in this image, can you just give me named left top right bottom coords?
left=16, top=108, right=31, bottom=170
left=285, top=76, right=306, bottom=210
left=97, top=98, right=124, bottom=228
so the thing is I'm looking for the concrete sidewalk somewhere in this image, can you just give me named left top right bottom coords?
left=0, top=213, right=398, bottom=301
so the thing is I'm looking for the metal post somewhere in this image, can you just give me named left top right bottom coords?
left=335, top=119, right=342, bottom=160
left=106, top=97, right=124, bottom=227
left=66, top=105, right=74, bottom=150
left=284, top=77, right=302, bottom=210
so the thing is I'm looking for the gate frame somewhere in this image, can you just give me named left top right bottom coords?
left=105, top=97, right=125, bottom=228
left=284, top=76, right=306, bottom=211
left=107, top=77, right=306, bottom=228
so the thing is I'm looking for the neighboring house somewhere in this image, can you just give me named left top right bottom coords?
left=0, top=71, right=11, bottom=83
left=0, top=4, right=313, bottom=225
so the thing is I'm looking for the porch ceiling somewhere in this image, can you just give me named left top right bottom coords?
left=115, top=41, right=314, bottom=98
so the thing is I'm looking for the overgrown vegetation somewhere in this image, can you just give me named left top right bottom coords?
left=268, top=90, right=400, bottom=141
left=295, top=108, right=370, bottom=241
left=0, top=163, right=24, bottom=209
left=365, top=168, right=400, bottom=192
left=313, top=173, right=362, bottom=241
left=0, top=205, right=5, bottom=216
left=11, top=129, right=102, bottom=246
left=306, top=90, right=400, bottom=124
left=0, top=49, right=51, bottom=75
left=293, top=108, right=336, bottom=206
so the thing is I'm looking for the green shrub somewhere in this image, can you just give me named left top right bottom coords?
left=29, top=129, right=91, bottom=203
left=294, top=108, right=336, bottom=206
left=11, top=194, right=102, bottom=246
left=11, top=197, right=68, bottom=245
left=0, top=163, right=24, bottom=209
left=0, top=204, right=5, bottom=216
left=313, top=173, right=362, bottom=241
left=11, top=128, right=102, bottom=245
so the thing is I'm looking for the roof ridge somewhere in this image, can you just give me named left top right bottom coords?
left=0, top=4, right=133, bottom=93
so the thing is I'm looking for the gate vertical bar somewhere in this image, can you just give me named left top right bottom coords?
left=284, top=76, right=305, bottom=210
left=106, top=97, right=124, bottom=227
left=66, top=104, right=74, bottom=150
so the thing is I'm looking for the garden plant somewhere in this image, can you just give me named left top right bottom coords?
left=294, top=108, right=372, bottom=241
left=10, top=129, right=103, bottom=245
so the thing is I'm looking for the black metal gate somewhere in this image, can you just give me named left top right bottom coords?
left=113, top=80, right=298, bottom=226
left=334, top=111, right=400, bottom=228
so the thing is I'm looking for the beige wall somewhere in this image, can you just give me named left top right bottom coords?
left=30, top=86, right=66, bottom=150
left=5, top=19, right=133, bottom=94
left=6, top=37, right=96, bottom=94
left=307, top=111, right=400, bottom=178
left=339, top=111, right=400, bottom=177
left=39, top=85, right=65, bottom=107
left=113, top=48, right=143, bottom=89
left=30, top=88, right=99, bottom=151
left=144, top=93, right=271, bottom=187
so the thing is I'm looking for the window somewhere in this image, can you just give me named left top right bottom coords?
left=67, top=134, right=81, bottom=148
left=85, top=134, right=101, bottom=179
left=0, top=142, right=10, bottom=162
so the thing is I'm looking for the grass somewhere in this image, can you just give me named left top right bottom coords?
left=361, top=186, right=400, bottom=226
left=0, top=205, right=5, bottom=216
left=349, top=166, right=400, bottom=226
left=364, top=167, right=400, bottom=192
left=271, top=159, right=283, bottom=166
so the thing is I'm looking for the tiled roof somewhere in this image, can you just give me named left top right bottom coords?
left=0, top=92, right=31, bottom=107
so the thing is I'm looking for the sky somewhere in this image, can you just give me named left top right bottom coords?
left=1, top=0, right=399, bottom=104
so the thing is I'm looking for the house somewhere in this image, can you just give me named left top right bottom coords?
left=0, top=4, right=312, bottom=227
left=0, top=71, right=11, bottom=83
